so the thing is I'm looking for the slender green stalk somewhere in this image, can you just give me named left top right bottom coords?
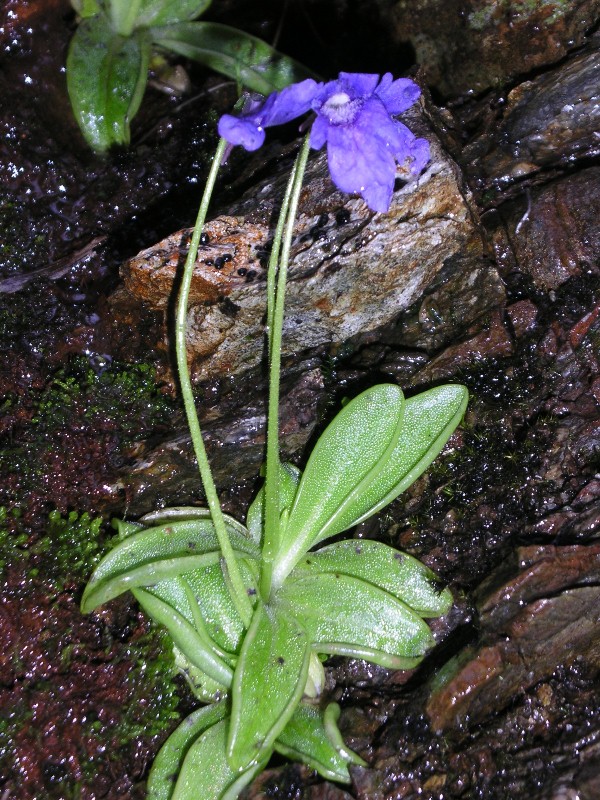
left=265, top=157, right=300, bottom=343
left=175, top=137, right=252, bottom=626
left=260, top=133, right=312, bottom=601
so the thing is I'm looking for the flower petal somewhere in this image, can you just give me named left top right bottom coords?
left=375, top=75, right=421, bottom=115
left=261, top=79, right=322, bottom=126
left=337, top=72, right=380, bottom=98
left=218, top=114, right=265, bottom=151
left=326, top=122, right=396, bottom=212
left=406, top=136, right=431, bottom=175
left=376, top=119, right=431, bottom=175
left=309, top=114, right=329, bottom=150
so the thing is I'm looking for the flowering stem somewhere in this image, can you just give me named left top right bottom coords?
left=175, top=137, right=252, bottom=626
left=260, top=133, right=312, bottom=602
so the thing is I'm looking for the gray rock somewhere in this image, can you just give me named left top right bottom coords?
left=115, top=112, right=487, bottom=384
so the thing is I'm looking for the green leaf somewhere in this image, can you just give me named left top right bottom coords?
left=173, top=645, right=227, bottom=703
left=140, top=506, right=248, bottom=536
left=184, top=559, right=257, bottom=653
left=81, top=516, right=258, bottom=612
left=140, top=574, right=234, bottom=663
left=328, top=385, right=469, bottom=532
left=272, top=384, right=406, bottom=585
left=133, top=586, right=233, bottom=687
left=228, top=600, right=310, bottom=771
left=67, top=15, right=150, bottom=151
left=323, top=702, right=366, bottom=767
left=147, top=702, right=228, bottom=800
left=135, top=0, right=212, bottom=28
left=273, top=384, right=468, bottom=587
left=152, top=21, right=317, bottom=95
left=279, top=572, right=435, bottom=669
left=246, top=462, right=301, bottom=545
left=163, top=714, right=268, bottom=800
left=294, top=539, right=453, bottom=618
left=275, top=702, right=364, bottom=783
left=70, top=0, right=101, bottom=18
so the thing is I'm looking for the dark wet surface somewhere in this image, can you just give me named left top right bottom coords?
left=1, top=1, right=600, bottom=798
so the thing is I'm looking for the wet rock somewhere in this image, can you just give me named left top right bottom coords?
left=506, top=299, right=538, bottom=337
left=385, top=256, right=506, bottom=353
left=242, top=763, right=355, bottom=800
left=114, top=116, right=487, bottom=383
left=389, top=0, right=599, bottom=99
left=410, top=309, right=513, bottom=385
left=0, top=0, right=226, bottom=281
left=426, top=543, right=600, bottom=732
left=461, top=37, right=600, bottom=195
left=121, top=366, right=325, bottom=515
left=492, top=167, right=600, bottom=290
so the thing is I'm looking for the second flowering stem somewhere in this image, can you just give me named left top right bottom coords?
left=174, top=136, right=252, bottom=627
left=261, top=133, right=312, bottom=602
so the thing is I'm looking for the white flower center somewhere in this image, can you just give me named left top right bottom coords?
left=322, top=91, right=361, bottom=125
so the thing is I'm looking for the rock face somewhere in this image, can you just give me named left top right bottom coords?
left=390, top=0, right=600, bottom=98
left=427, top=544, right=600, bottom=732
left=114, top=117, right=487, bottom=383
left=1, top=1, right=600, bottom=799
left=460, top=34, right=600, bottom=197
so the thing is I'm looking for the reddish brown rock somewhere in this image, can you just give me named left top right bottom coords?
left=426, top=544, right=600, bottom=732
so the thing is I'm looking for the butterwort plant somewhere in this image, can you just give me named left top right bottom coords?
left=82, top=72, right=468, bottom=798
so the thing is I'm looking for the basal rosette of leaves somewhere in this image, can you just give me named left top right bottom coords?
left=67, top=0, right=315, bottom=152
left=82, top=381, right=467, bottom=798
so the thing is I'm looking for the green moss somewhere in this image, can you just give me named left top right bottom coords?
left=30, top=355, right=174, bottom=440
left=32, top=509, right=104, bottom=589
left=116, top=626, right=180, bottom=743
left=0, top=507, right=181, bottom=793
left=468, top=0, right=570, bottom=30
left=0, top=356, right=177, bottom=507
left=0, top=507, right=28, bottom=573
left=0, top=507, right=104, bottom=589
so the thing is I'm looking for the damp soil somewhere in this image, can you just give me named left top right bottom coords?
left=1, top=1, right=600, bottom=799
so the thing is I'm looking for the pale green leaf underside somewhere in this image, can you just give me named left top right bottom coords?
left=228, top=601, right=310, bottom=771
left=275, top=702, right=364, bottom=782
left=153, top=21, right=317, bottom=95
left=294, top=539, right=452, bottom=617
left=133, top=587, right=233, bottom=687
left=174, top=645, right=228, bottom=704
left=279, top=572, right=435, bottom=669
left=171, top=717, right=268, bottom=800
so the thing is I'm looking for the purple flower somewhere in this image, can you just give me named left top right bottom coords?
left=217, top=72, right=430, bottom=213
left=218, top=79, right=321, bottom=151
left=310, top=73, right=430, bottom=212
